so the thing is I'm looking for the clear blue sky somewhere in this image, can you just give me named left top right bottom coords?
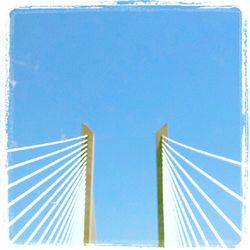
left=8, top=6, right=242, bottom=247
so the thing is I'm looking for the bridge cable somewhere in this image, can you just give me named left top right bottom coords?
left=164, top=152, right=207, bottom=246
left=167, top=158, right=192, bottom=247
left=8, top=149, right=86, bottom=209
left=163, top=136, right=241, bottom=167
left=162, top=150, right=227, bottom=247
left=9, top=151, right=86, bottom=227
left=164, top=158, right=186, bottom=247
left=49, top=168, right=86, bottom=245
left=8, top=139, right=87, bottom=171
left=25, top=160, right=85, bottom=244
left=10, top=158, right=87, bottom=243
left=162, top=139, right=243, bottom=202
left=36, top=162, right=85, bottom=245
left=164, top=156, right=199, bottom=247
left=9, top=145, right=87, bottom=189
left=7, top=135, right=88, bottom=153
left=163, top=145, right=242, bottom=237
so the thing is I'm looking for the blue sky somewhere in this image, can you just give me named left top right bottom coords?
left=8, top=6, right=242, bottom=247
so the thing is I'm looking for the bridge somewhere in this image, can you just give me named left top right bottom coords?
left=7, top=124, right=95, bottom=246
left=5, top=124, right=244, bottom=247
left=156, top=124, right=243, bottom=248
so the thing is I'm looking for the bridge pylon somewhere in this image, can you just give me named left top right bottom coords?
left=156, top=124, right=168, bottom=247
left=82, top=124, right=96, bottom=245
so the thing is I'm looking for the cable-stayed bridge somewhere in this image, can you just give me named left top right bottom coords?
left=6, top=123, right=243, bottom=247
left=7, top=124, right=95, bottom=246
left=156, top=124, right=243, bottom=248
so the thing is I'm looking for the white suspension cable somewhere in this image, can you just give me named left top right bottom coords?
left=7, top=135, right=88, bottom=153
left=163, top=151, right=227, bottom=248
left=62, top=172, right=86, bottom=245
left=174, top=183, right=192, bottom=247
left=164, top=155, right=189, bottom=247
left=61, top=230, right=68, bottom=245
left=164, top=156, right=198, bottom=247
left=8, top=150, right=86, bottom=209
left=164, top=147, right=242, bottom=237
left=9, top=153, right=87, bottom=227
left=163, top=153, right=185, bottom=247
left=63, top=219, right=74, bottom=246
left=10, top=159, right=87, bottom=243
left=36, top=165, right=85, bottom=245
left=51, top=176, right=86, bottom=245
left=64, top=173, right=86, bottom=246
left=67, top=227, right=74, bottom=246
left=163, top=136, right=241, bottom=167
left=58, top=195, right=78, bottom=246
left=67, top=219, right=75, bottom=246
left=25, top=162, right=84, bottom=244
left=174, top=200, right=186, bottom=247
left=61, top=217, right=73, bottom=245
left=58, top=167, right=86, bottom=246
left=164, top=155, right=203, bottom=247
left=70, top=166, right=86, bottom=245
left=166, top=157, right=191, bottom=247
left=162, top=140, right=243, bottom=202
left=161, top=150, right=181, bottom=247
left=56, top=177, right=85, bottom=246
left=46, top=174, right=86, bottom=245
left=9, top=146, right=87, bottom=189
left=8, top=139, right=87, bottom=171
